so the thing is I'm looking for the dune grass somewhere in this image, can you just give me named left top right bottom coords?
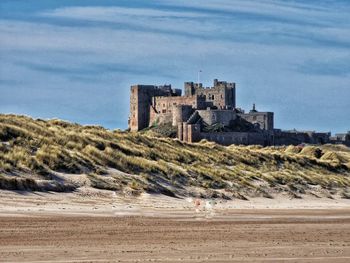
left=0, top=114, right=349, bottom=199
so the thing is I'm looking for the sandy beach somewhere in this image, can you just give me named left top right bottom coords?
left=0, top=189, right=349, bottom=262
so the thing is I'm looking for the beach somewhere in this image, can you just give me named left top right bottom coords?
left=0, top=190, right=350, bottom=262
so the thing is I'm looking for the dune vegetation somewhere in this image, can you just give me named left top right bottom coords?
left=0, top=114, right=350, bottom=199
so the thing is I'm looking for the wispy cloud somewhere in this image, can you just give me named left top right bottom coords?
left=295, top=57, right=350, bottom=77
left=42, top=6, right=206, bottom=19
left=38, top=3, right=350, bottom=49
left=0, top=0, right=349, bottom=132
left=160, top=0, right=349, bottom=25
left=17, top=60, right=178, bottom=80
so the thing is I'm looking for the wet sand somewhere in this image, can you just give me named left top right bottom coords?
left=0, top=190, right=350, bottom=262
left=1, top=209, right=350, bottom=262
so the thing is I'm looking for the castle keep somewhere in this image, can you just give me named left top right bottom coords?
left=129, top=79, right=349, bottom=146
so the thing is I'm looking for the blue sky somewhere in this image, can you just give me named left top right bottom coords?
left=0, top=0, right=349, bottom=133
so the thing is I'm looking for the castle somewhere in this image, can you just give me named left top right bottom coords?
left=129, top=79, right=350, bottom=146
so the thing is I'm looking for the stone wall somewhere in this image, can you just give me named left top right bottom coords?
left=177, top=123, right=184, bottom=141
left=197, top=109, right=237, bottom=126
left=184, top=79, right=236, bottom=109
left=188, top=123, right=201, bottom=143
left=180, top=127, right=333, bottom=146
left=273, top=130, right=331, bottom=145
left=150, top=95, right=206, bottom=127
left=149, top=109, right=173, bottom=126
left=239, top=112, right=274, bottom=131
left=177, top=122, right=201, bottom=143
left=172, top=105, right=193, bottom=126
left=179, top=118, right=272, bottom=145
left=152, top=96, right=198, bottom=115
left=330, top=132, right=350, bottom=146
left=129, top=85, right=157, bottom=131
left=129, top=85, right=182, bottom=131
left=199, top=132, right=269, bottom=146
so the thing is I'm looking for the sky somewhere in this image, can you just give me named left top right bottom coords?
left=0, top=0, right=349, bottom=133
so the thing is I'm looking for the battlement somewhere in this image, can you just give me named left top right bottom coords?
left=130, top=84, right=181, bottom=97
left=184, top=79, right=236, bottom=109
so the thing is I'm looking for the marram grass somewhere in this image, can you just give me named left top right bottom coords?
left=0, top=114, right=349, bottom=199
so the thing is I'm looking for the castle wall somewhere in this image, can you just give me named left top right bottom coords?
left=198, top=132, right=269, bottom=146
left=129, top=85, right=182, bottom=131
left=178, top=122, right=201, bottom=143
left=239, top=112, right=274, bottom=131
left=172, top=105, right=193, bottom=126
left=152, top=96, right=198, bottom=115
left=331, top=132, right=350, bottom=146
left=150, top=95, right=206, bottom=127
left=154, top=95, right=208, bottom=112
left=273, top=130, right=331, bottom=145
left=273, top=131, right=309, bottom=145
left=187, top=123, right=201, bottom=143
left=196, top=88, right=235, bottom=109
left=183, top=123, right=189, bottom=142
left=149, top=111, right=173, bottom=126
left=184, top=79, right=236, bottom=109
left=310, top=132, right=331, bottom=144
left=179, top=117, right=271, bottom=145
left=177, top=123, right=184, bottom=140
left=197, top=109, right=237, bottom=126
left=129, top=85, right=157, bottom=131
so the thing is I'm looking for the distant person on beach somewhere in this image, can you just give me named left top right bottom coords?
left=194, top=198, right=201, bottom=212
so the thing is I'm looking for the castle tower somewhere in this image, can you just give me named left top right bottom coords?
left=184, top=82, right=195, bottom=96
left=129, top=85, right=155, bottom=131
left=128, top=84, right=182, bottom=131
left=184, top=79, right=236, bottom=109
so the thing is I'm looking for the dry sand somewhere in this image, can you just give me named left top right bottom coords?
left=0, top=189, right=350, bottom=262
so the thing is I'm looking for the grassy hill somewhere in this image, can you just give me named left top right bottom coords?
left=1, top=114, right=350, bottom=199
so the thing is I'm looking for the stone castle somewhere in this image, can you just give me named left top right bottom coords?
left=128, top=79, right=350, bottom=146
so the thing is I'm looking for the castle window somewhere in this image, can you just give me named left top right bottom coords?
left=162, top=109, right=166, bottom=113
left=212, top=95, right=215, bottom=100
